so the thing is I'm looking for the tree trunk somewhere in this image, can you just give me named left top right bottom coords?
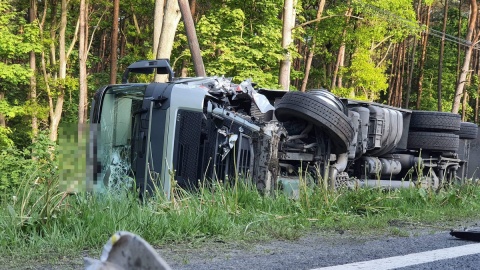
left=29, top=0, right=38, bottom=138
left=397, top=41, right=406, bottom=107
left=452, top=0, right=478, bottom=114
left=457, top=0, right=463, bottom=82
left=155, top=0, right=181, bottom=82
left=391, top=43, right=405, bottom=108
left=437, top=0, right=448, bottom=112
left=293, top=39, right=303, bottom=89
left=58, top=0, right=67, bottom=79
left=153, top=0, right=165, bottom=58
left=476, top=72, right=480, bottom=122
left=97, top=31, right=106, bottom=72
left=78, top=0, right=87, bottom=124
left=0, top=92, right=5, bottom=127
left=416, top=4, right=431, bottom=110
left=49, top=0, right=68, bottom=141
left=462, top=89, right=469, bottom=120
left=179, top=0, right=205, bottom=76
left=405, top=36, right=417, bottom=109
left=110, top=0, right=119, bottom=84
left=301, top=44, right=315, bottom=92
left=301, top=0, right=326, bottom=92
left=331, top=43, right=344, bottom=90
left=120, top=21, right=126, bottom=58
left=476, top=30, right=480, bottom=122
left=279, top=0, right=295, bottom=90
left=181, top=59, right=188, bottom=77
left=388, top=44, right=398, bottom=105
left=405, top=0, right=422, bottom=109
left=190, top=0, right=196, bottom=20
left=331, top=6, right=352, bottom=90
left=49, top=0, right=57, bottom=71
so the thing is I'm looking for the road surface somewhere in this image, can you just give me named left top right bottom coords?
left=162, top=226, right=480, bottom=270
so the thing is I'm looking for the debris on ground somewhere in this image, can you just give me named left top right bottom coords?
left=84, top=231, right=171, bottom=270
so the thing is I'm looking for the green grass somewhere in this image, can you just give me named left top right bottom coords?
left=1, top=175, right=480, bottom=266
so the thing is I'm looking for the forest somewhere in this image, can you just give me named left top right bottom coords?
left=1, top=0, right=479, bottom=161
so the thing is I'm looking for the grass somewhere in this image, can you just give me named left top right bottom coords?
left=1, top=173, right=480, bottom=267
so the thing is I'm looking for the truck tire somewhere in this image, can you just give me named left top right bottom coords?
left=409, top=111, right=461, bottom=132
left=275, top=91, right=354, bottom=154
left=455, top=122, right=478, bottom=140
left=407, top=131, right=459, bottom=152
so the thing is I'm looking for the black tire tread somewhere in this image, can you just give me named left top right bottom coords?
left=275, top=92, right=354, bottom=153
left=409, top=111, right=461, bottom=132
left=455, top=122, right=478, bottom=140
left=407, top=131, right=459, bottom=152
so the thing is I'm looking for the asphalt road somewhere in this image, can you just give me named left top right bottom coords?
left=12, top=222, right=480, bottom=269
left=162, top=227, right=480, bottom=270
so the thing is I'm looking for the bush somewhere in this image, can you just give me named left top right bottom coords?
left=0, top=131, right=56, bottom=191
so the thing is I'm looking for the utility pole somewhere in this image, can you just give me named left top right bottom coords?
left=178, top=0, right=205, bottom=76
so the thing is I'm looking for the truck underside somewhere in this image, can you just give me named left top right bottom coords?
left=89, top=60, right=479, bottom=198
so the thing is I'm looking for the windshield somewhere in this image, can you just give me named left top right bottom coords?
left=98, top=85, right=146, bottom=190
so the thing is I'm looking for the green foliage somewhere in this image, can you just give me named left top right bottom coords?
left=0, top=2, right=41, bottom=58
left=412, top=2, right=473, bottom=113
left=0, top=0, right=476, bottom=149
left=353, top=0, right=418, bottom=41
left=0, top=99, right=27, bottom=119
left=341, top=48, right=388, bottom=100
left=0, top=131, right=56, bottom=191
left=0, top=63, right=32, bottom=85
left=0, top=0, right=40, bottom=81
left=345, top=0, right=416, bottom=100
left=0, top=0, right=42, bottom=146
left=0, top=126, right=14, bottom=148
left=191, top=0, right=285, bottom=88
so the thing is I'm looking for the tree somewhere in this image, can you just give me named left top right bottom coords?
left=331, top=5, right=352, bottom=91
left=155, top=0, right=181, bottom=82
left=416, top=2, right=432, bottom=109
left=178, top=0, right=205, bottom=76
left=436, top=0, right=449, bottom=112
left=109, top=0, right=120, bottom=84
left=153, top=0, right=165, bottom=58
left=279, top=0, right=295, bottom=90
left=29, top=0, right=38, bottom=138
left=0, top=0, right=40, bottom=147
left=328, top=0, right=416, bottom=100
left=48, top=0, right=68, bottom=141
left=300, top=0, right=326, bottom=92
left=38, top=0, right=79, bottom=141
left=192, top=1, right=284, bottom=88
left=452, top=0, right=479, bottom=114
left=404, top=0, right=422, bottom=109
left=78, top=0, right=88, bottom=124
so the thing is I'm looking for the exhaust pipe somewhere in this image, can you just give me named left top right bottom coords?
left=329, top=153, right=348, bottom=188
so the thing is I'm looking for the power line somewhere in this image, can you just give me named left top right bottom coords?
left=356, top=1, right=480, bottom=51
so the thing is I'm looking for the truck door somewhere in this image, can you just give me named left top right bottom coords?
left=89, top=84, right=146, bottom=192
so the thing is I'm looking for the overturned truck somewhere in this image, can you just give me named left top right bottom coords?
left=89, top=60, right=479, bottom=198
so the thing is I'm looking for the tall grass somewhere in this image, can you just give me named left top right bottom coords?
left=1, top=172, right=480, bottom=264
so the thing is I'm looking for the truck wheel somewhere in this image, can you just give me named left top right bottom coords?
left=409, top=111, right=461, bottom=132
left=407, top=131, right=460, bottom=152
left=275, top=91, right=354, bottom=154
left=455, top=122, right=478, bottom=140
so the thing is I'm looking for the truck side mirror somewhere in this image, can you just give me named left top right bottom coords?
left=121, top=59, right=174, bottom=83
